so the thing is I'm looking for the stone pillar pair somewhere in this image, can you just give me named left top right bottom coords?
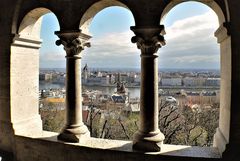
left=55, top=26, right=166, bottom=151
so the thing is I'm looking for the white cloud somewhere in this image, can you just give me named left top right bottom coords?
left=40, top=52, right=65, bottom=61
left=82, top=30, right=140, bottom=68
left=165, top=11, right=218, bottom=40
left=84, top=31, right=137, bottom=56
left=160, top=11, right=220, bottom=69
left=82, top=10, right=220, bottom=69
left=40, top=51, right=66, bottom=68
left=40, top=10, right=220, bottom=69
left=172, top=55, right=219, bottom=63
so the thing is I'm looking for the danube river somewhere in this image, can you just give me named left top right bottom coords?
left=39, top=81, right=220, bottom=99
left=39, top=81, right=141, bottom=98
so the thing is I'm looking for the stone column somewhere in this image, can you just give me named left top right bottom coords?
left=55, top=30, right=91, bottom=142
left=131, top=26, right=165, bottom=152
left=213, top=23, right=231, bottom=154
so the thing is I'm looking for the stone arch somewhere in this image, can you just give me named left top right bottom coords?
left=160, top=0, right=226, bottom=25
left=160, top=1, right=231, bottom=155
left=79, top=0, right=135, bottom=34
left=18, top=7, right=59, bottom=39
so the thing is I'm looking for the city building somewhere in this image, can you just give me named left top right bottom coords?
left=111, top=79, right=129, bottom=104
left=183, top=77, right=206, bottom=87
left=133, top=74, right=141, bottom=85
left=161, top=77, right=182, bottom=86
left=200, top=91, right=218, bottom=106
left=39, top=73, right=53, bottom=81
left=86, top=75, right=110, bottom=86
left=53, top=74, right=65, bottom=84
left=205, top=78, right=221, bottom=86
left=124, top=103, right=140, bottom=114
left=82, top=64, right=90, bottom=83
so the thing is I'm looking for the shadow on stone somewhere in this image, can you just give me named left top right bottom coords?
left=0, top=150, right=13, bottom=161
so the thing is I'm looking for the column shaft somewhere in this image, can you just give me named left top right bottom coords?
left=66, top=57, right=83, bottom=128
left=140, top=53, right=159, bottom=133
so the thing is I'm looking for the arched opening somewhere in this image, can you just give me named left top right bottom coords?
left=11, top=8, right=62, bottom=135
left=161, top=0, right=226, bottom=25
left=80, top=0, right=132, bottom=34
left=158, top=1, right=230, bottom=152
left=38, top=13, right=66, bottom=133
left=79, top=5, right=139, bottom=140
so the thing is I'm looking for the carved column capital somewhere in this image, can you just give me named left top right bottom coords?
left=215, top=23, right=230, bottom=43
left=55, top=30, right=91, bottom=58
left=130, top=26, right=166, bottom=55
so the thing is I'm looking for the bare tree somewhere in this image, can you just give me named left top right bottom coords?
left=39, top=101, right=65, bottom=132
left=158, top=98, right=183, bottom=144
left=158, top=97, right=219, bottom=146
left=198, top=103, right=220, bottom=146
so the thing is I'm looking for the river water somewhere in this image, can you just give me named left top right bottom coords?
left=39, top=81, right=219, bottom=99
left=39, top=81, right=140, bottom=98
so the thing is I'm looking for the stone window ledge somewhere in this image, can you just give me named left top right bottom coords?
left=15, top=131, right=221, bottom=161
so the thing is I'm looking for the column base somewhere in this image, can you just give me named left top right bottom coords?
left=58, top=124, right=90, bottom=143
left=213, top=128, right=228, bottom=155
left=132, top=129, right=165, bottom=152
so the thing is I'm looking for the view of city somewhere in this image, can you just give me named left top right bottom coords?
left=39, top=67, right=220, bottom=146
left=2, top=0, right=240, bottom=160
left=38, top=2, right=221, bottom=147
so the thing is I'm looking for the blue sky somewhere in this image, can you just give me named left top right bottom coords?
left=40, top=2, right=219, bottom=69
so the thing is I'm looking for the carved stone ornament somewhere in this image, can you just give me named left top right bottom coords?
left=55, top=30, right=91, bottom=58
left=131, top=26, right=166, bottom=54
